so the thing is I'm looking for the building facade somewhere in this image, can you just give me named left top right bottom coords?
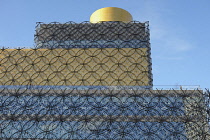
left=0, top=7, right=209, bottom=139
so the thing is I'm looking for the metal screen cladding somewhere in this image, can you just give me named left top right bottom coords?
left=0, top=21, right=209, bottom=139
left=33, top=21, right=153, bottom=87
left=0, top=48, right=152, bottom=87
left=0, top=88, right=209, bottom=139
left=34, top=21, right=150, bottom=49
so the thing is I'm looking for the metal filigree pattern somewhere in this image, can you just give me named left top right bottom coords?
left=0, top=48, right=152, bottom=87
left=34, top=21, right=150, bottom=49
left=0, top=88, right=209, bottom=139
left=0, top=21, right=209, bottom=139
left=32, top=21, right=153, bottom=87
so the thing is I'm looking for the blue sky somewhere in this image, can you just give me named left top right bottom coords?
left=0, top=0, right=209, bottom=89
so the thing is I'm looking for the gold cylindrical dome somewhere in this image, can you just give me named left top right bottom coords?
left=90, top=7, right=133, bottom=23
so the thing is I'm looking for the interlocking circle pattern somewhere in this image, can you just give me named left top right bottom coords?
left=0, top=88, right=209, bottom=139
left=0, top=21, right=209, bottom=139
left=0, top=48, right=152, bottom=87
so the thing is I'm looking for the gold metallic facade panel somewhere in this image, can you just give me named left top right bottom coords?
left=0, top=48, right=152, bottom=86
left=90, top=7, right=133, bottom=23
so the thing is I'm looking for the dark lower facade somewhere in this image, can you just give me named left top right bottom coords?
left=0, top=88, right=209, bottom=139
